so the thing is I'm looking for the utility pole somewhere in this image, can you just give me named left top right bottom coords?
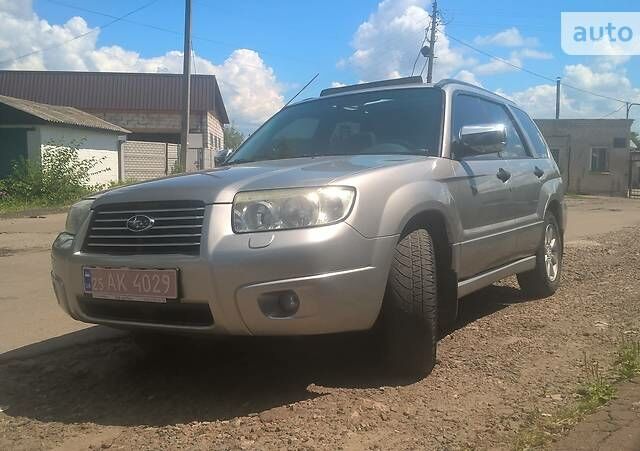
left=626, top=102, right=640, bottom=119
left=555, top=77, right=561, bottom=119
left=426, top=0, right=438, bottom=83
left=179, top=0, right=192, bottom=172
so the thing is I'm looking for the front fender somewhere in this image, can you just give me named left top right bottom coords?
left=340, top=159, right=460, bottom=240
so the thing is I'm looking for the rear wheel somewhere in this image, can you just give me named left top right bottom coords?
left=382, top=229, right=438, bottom=379
left=517, top=211, right=563, bottom=298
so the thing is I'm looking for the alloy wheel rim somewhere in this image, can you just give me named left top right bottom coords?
left=544, top=223, right=560, bottom=282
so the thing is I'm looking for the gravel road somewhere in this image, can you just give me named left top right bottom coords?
left=1, top=210, right=639, bottom=449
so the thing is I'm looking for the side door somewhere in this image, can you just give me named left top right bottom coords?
left=447, top=93, right=517, bottom=279
left=508, top=107, right=555, bottom=258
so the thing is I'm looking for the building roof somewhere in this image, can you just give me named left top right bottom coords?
left=0, top=94, right=130, bottom=133
left=0, top=70, right=229, bottom=124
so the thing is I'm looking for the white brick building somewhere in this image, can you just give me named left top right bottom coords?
left=0, top=94, right=129, bottom=185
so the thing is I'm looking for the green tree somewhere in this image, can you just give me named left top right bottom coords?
left=223, top=124, right=245, bottom=150
left=631, top=131, right=639, bottom=148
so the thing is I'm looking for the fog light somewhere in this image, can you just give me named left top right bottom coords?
left=279, top=292, right=300, bottom=314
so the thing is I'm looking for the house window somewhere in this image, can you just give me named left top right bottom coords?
left=209, top=133, right=214, bottom=147
left=613, top=137, right=627, bottom=148
left=550, top=148, right=560, bottom=164
left=590, top=148, right=609, bottom=172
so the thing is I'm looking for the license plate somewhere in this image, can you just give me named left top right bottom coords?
left=83, top=267, right=178, bottom=303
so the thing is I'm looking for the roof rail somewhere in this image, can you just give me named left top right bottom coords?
left=319, top=76, right=424, bottom=97
left=435, top=78, right=483, bottom=90
left=435, top=78, right=516, bottom=104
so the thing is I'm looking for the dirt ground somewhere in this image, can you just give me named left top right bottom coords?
left=1, top=196, right=640, bottom=450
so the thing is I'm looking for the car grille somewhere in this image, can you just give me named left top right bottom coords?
left=83, top=200, right=205, bottom=255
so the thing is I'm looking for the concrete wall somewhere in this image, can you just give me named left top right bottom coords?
left=121, top=140, right=167, bottom=181
left=122, top=141, right=195, bottom=180
left=535, top=119, right=632, bottom=197
left=38, top=125, right=121, bottom=186
left=89, top=109, right=225, bottom=170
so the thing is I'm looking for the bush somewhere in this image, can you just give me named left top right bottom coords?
left=0, top=140, right=109, bottom=208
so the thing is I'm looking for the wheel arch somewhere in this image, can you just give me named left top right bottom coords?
left=546, top=198, right=564, bottom=236
left=400, top=209, right=452, bottom=272
left=394, top=208, right=459, bottom=334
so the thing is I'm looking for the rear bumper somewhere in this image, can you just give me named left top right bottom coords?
left=51, top=204, right=397, bottom=335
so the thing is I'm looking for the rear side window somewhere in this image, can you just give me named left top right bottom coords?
left=512, top=108, right=549, bottom=159
left=451, top=94, right=528, bottom=160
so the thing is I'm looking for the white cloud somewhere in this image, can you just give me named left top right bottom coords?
left=474, top=49, right=553, bottom=76
left=474, top=27, right=538, bottom=48
left=330, top=81, right=346, bottom=88
left=475, top=56, right=520, bottom=76
left=453, top=70, right=483, bottom=87
left=514, top=48, right=552, bottom=60
left=342, top=0, right=475, bottom=82
left=340, top=2, right=550, bottom=84
left=0, top=0, right=283, bottom=130
left=500, top=62, right=640, bottom=129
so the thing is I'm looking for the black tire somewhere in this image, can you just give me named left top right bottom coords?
left=383, top=229, right=438, bottom=379
left=517, top=211, right=563, bottom=298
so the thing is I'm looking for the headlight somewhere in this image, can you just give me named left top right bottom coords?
left=65, top=199, right=94, bottom=235
left=233, top=186, right=356, bottom=233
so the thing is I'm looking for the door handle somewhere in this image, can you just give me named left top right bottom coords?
left=534, top=166, right=544, bottom=178
left=496, top=167, right=511, bottom=182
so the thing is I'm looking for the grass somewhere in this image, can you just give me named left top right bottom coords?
left=514, top=339, right=640, bottom=450
left=0, top=197, right=67, bottom=216
left=0, top=178, right=138, bottom=216
left=614, top=338, right=640, bottom=381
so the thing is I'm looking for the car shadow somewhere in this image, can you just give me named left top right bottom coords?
left=0, top=283, right=533, bottom=428
left=455, top=283, right=530, bottom=331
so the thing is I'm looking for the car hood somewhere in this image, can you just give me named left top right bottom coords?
left=92, top=154, right=424, bottom=206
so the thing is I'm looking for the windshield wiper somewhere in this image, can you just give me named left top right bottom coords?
left=225, top=158, right=255, bottom=165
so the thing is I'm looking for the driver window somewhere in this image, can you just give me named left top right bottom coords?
left=452, top=94, right=528, bottom=160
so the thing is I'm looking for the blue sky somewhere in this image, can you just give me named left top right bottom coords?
left=2, top=0, right=640, bottom=130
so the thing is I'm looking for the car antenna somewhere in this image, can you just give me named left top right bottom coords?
left=282, top=73, right=320, bottom=108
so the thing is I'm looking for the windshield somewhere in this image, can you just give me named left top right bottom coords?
left=226, top=88, right=443, bottom=164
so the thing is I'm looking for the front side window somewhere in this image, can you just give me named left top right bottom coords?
left=451, top=94, right=528, bottom=160
left=591, top=148, right=609, bottom=172
left=512, top=107, right=550, bottom=158
left=227, top=88, right=443, bottom=164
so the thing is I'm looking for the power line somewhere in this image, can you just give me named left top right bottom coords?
left=41, top=0, right=315, bottom=69
left=410, top=26, right=429, bottom=77
left=443, top=31, right=628, bottom=105
left=0, top=0, right=160, bottom=68
left=601, top=104, right=625, bottom=119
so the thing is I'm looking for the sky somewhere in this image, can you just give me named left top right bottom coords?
left=1, top=0, right=640, bottom=131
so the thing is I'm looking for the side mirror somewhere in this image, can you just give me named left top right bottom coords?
left=458, top=124, right=506, bottom=155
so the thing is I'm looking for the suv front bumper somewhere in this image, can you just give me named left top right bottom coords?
left=51, top=204, right=397, bottom=335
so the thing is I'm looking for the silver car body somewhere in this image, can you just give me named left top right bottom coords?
left=51, top=79, right=565, bottom=336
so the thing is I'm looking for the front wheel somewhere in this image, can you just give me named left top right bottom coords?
left=382, top=228, right=438, bottom=379
left=517, top=212, right=563, bottom=298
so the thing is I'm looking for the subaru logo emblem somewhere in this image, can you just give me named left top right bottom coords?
left=126, top=215, right=155, bottom=232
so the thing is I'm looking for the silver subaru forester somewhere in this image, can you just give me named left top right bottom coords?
left=52, top=77, right=565, bottom=377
